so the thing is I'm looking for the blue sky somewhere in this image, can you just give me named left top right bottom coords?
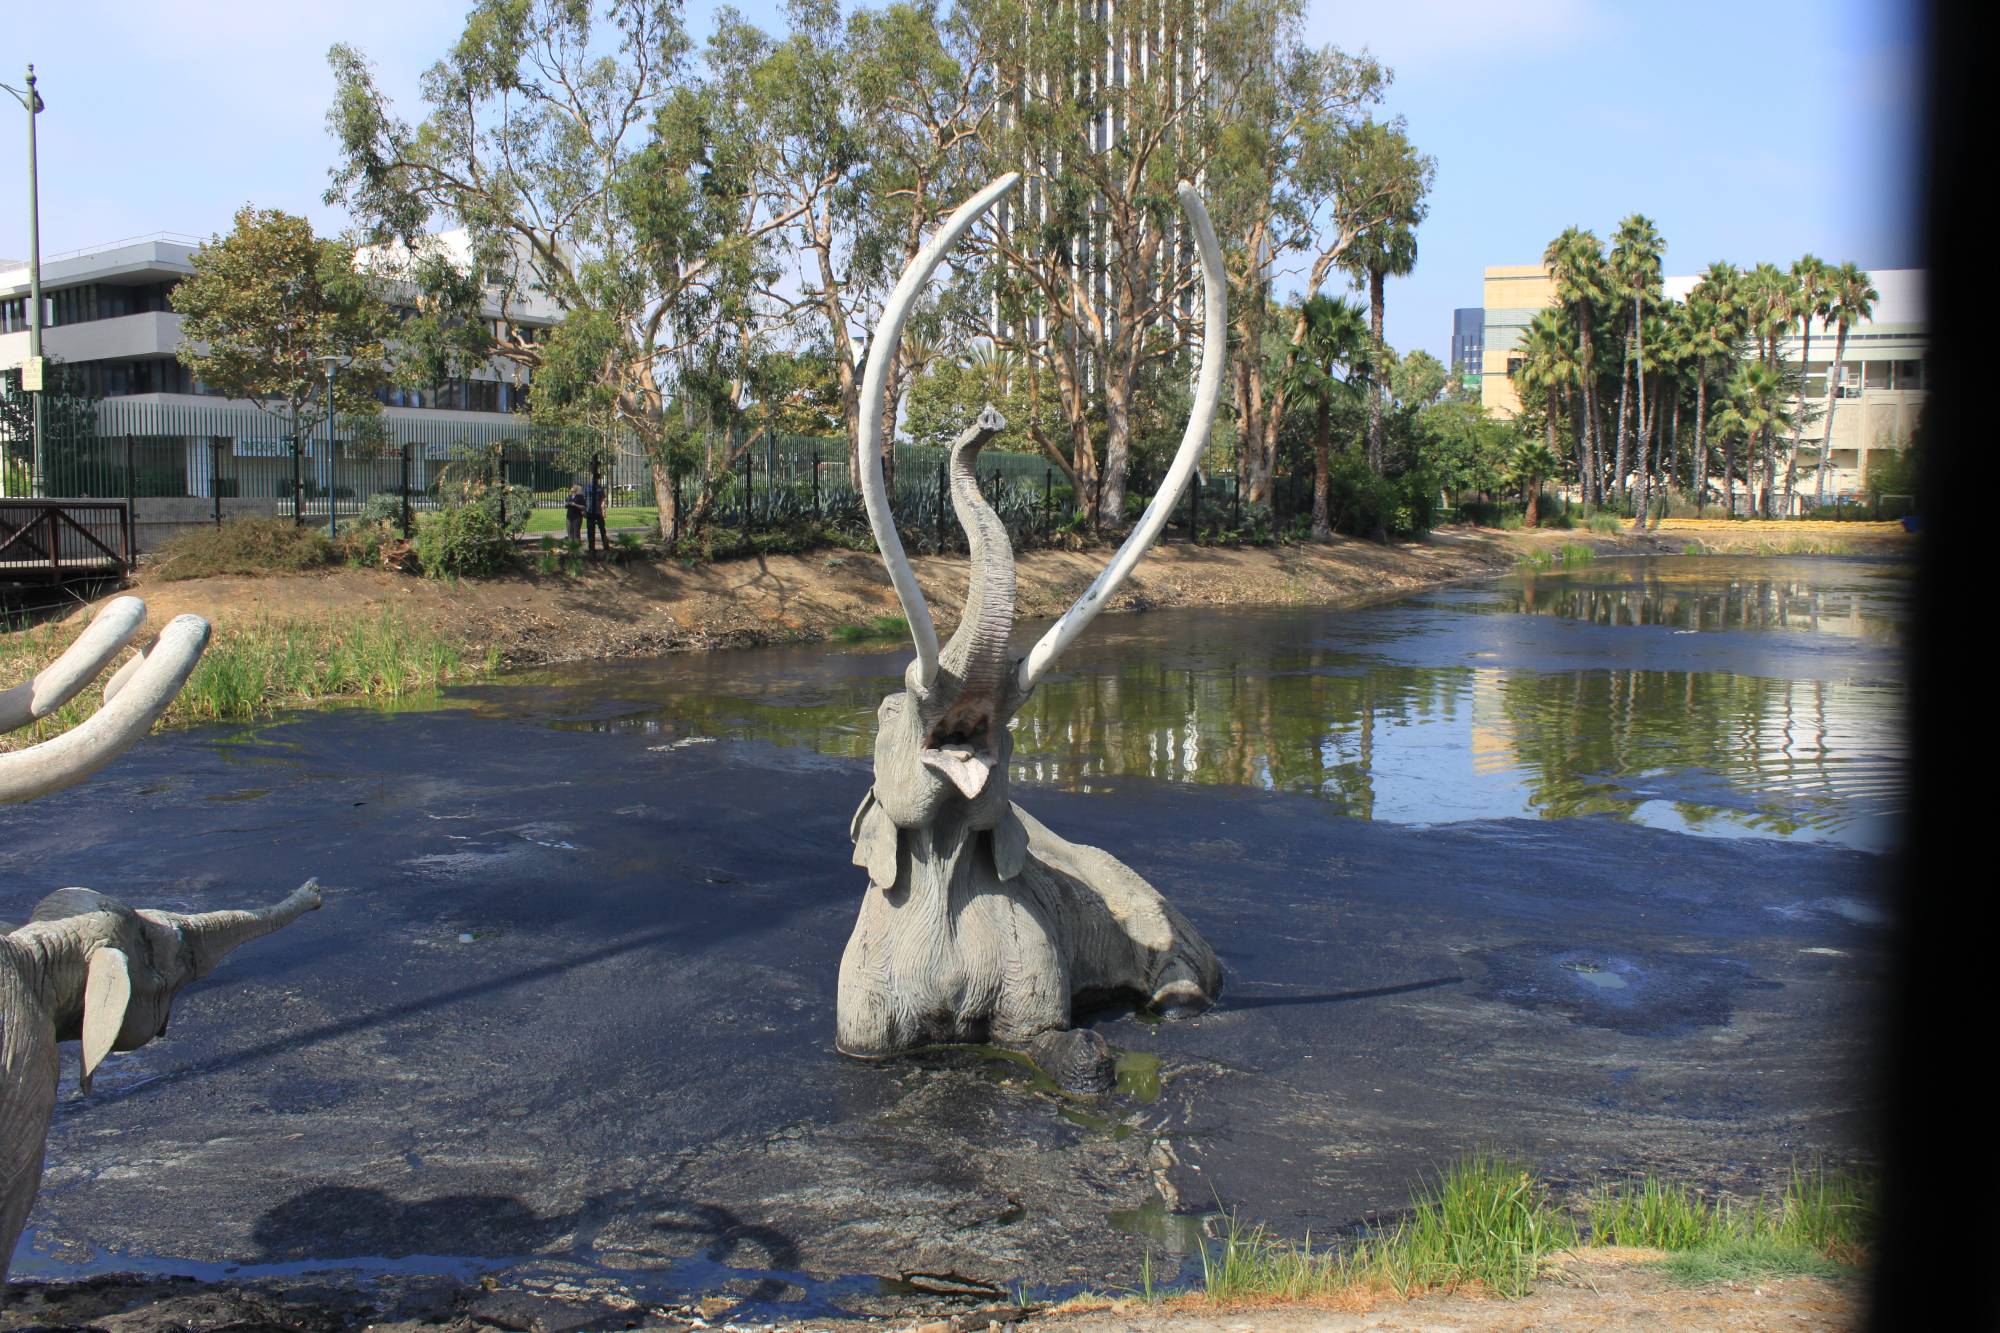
left=1, top=0, right=1923, bottom=360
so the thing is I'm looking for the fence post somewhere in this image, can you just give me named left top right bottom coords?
left=812, top=447, right=821, bottom=520
left=1233, top=475, right=1241, bottom=532
left=212, top=441, right=224, bottom=526
left=1044, top=468, right=1053, bottom=537
left=744, top=448, right=754, bottom=531
left=1187, top=469, right=1199, bottom=544
left=124, top=435, right=137, bottom=557
left=400, top=444, right=413, bottom=538
left=292, top=437, right=303, bottom=527
left=936, top=458, right=946, bottom=549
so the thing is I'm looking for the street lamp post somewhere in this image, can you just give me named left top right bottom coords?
left=317, top=356, right=344, bottom=538
left=3, top=66, right=46, bottom=497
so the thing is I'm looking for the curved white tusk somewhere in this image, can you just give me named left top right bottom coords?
left=0, top=615, right=210, bottom=804
left=859, top=172, right=1022, bottom=689
left=0, top=596, right=147, bottom=736
left=100, top=648, right=147, bottom=705
left=1016, top=182, right=1228, bottom=695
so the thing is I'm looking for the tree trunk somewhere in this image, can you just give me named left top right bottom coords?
left=1311, top=396, right=1332, bottom=542
left=1761, top=424, right=1777, bottom=518
left=1693, top=362, right=1710, bottom=516
left=1366, top=269, right=1387, bottom=474
left=1525, top=477, right=1540, bottom=527
left=1817, top=326, right=1848, bottom=507
left=651, top=461, right=678, bottom=543
left=1630, top=371, right=1653, bottom=530
left=1099, top=376, right=1132, bottom=527
left=1786, top=325, right=1812, bottom=517
left=1613, top=324, right=1633, bottom=506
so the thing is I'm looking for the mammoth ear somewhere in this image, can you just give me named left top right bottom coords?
left=80, top=947, right=133, bottom=1095
left=991, top=805, right=1029, bottom=881
left=850, top=791, right=901, bottom=892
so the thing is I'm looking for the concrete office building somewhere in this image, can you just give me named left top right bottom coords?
left=0, top=228, right=563, bottom=522
left=1478, top=264, right=1925, bottom=503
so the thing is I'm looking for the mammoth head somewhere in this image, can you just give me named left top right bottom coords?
left=853, top=175, right=1227, bottom=838
left=24, top=881, right=322, bottom=1092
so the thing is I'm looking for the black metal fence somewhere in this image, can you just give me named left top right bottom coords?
left=0, top=400, right=1266, bottom=550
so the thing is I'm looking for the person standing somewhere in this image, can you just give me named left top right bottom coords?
left=585, top=475, right=609, bottom=553
left=564, top=485, right=585, bottom=544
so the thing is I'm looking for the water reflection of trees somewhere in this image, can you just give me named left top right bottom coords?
left=1492, top=667, right=1900, bottom=835
left=515, top=622, right=1900, bottom=841
left=1502, top=570, right=1902, bottom=639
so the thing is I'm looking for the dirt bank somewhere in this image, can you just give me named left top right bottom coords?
left=1, top=1249, right=1857, bottom=1331
left=72, top=520, right=1913, bottom=670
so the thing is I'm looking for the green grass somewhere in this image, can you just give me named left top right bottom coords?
left=2, top=608, right=492, bottom=750
left=1515, top=543, right=1598, bottom=572
left=521, top=506, right=657, bottom=534
left=1586, top=512, right=1622, bottom=535
left=1588, top=1162, right=1873, bottom=1286
left=1171, top=1158, right=1871, bottom=1308
left=1655, top=1235, right=1845, bottom=1285
left=1197, top=1154, right=1577, bottom=1302
left=833, top=614, right=910, bottom=643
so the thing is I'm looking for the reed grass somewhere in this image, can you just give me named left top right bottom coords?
left=1181, top=1158, right=1870, bottom=1307
left=2, top=607, right=492, bottom=750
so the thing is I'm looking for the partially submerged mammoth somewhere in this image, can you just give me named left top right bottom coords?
left=837, top=177, right=1227, bottom=1079
left=1, top=598, right=323, bottom=1280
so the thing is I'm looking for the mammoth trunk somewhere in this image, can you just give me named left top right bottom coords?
left=179, top=881, right=323, bottom=979
left=929, top=417, right=1019, bottom=760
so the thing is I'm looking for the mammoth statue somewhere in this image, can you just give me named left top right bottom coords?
left=1, top=597, right=323, bottom=1281
left=837, top=176, right=1226, bottom=1088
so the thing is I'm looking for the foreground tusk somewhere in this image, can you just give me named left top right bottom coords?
left=0, top=596, right=147, bottom=735
left=1016, top=182, right=1227, bottom=696
left=859, top=172, right=1023, bottom=690
left=0, top=615, right=210, bottom=803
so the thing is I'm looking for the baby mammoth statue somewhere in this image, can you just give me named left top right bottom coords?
left=1, top=597, right=323, bottom=1281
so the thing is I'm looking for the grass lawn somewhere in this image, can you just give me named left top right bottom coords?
left=521, top=506, right=658, bottom=534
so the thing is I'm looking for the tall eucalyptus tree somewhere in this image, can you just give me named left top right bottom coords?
left=326, top=0, right=779, bottom=540
left=1203, top=9, right=1390, bottom=512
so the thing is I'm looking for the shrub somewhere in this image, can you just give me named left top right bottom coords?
left=413, top=504, right=512, bottom=578
left=152, top=518, right=337, bottom=581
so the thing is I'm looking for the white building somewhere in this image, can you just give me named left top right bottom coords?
left=0, top=228, right=564, bottom=520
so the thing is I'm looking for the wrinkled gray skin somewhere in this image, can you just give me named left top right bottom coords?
left=0, top=598, right=324, bottom=1281
left=836, top=420, right=1223, bottom=1070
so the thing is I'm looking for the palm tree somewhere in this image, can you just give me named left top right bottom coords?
left=1630, top=308, right=1672, bottom=529
left=1716, top=362, right=1794, bottom=516
left=1678, top=293, right=1735, bottom=515
left=1815, top=262, right=1878, bottom=507
left=1610, top=214, right=1664, bottom=507
left=1281, top=294, right=1370, bottom=542
left=1341, top=226, right=1417, bottom=476
left=1511, top=439, right=1560, bottom=527
left=1741, top=263, right=1793, bottom=515
left=1782, top=255, right=1831, bottom=515
left=1543, top=228, right=1609, bottom=504
left=1515, top=309, right=1580, bottom=473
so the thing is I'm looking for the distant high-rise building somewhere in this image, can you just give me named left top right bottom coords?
left=1450, top=308, right=1483, bottom=392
